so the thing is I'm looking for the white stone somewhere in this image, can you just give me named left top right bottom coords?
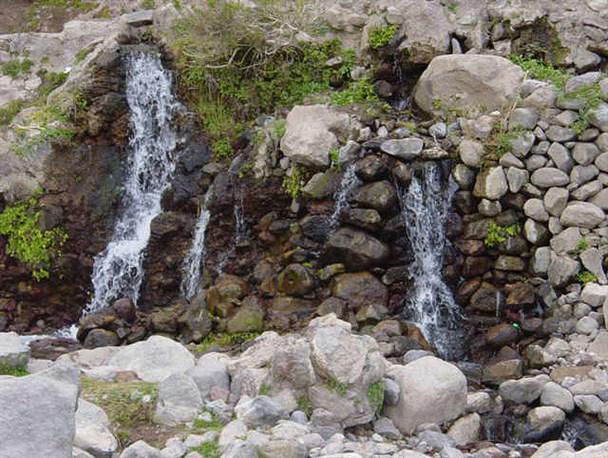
left=154, top=374, right=203, bottom=426
left=0, top=332, right=29, bottom=367
left=74, top=399, right=118, bottom=458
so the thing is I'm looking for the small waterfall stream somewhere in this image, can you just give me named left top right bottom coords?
left=86, top=51, right=181, bottom=313
left=180, top=186, right=213, bottom=300
left=328, top=162, right=360, bottom=231
left=399, top=162, right=462, bottom=359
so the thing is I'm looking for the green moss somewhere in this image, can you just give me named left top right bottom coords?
left=576, top=271, right=597, bottom=285
left=368, top=24, right=396, bottom=49
left=36, top=70, right=68, bottom=98
left=211, top=138, right=233, bottom=160
left=0, top=99, right=27, bottom=128
left=0, top=198, right=68, bottom=281
left=0, top=364, right=29, bottom=377
left=571, top=237, right=589, bottom=256
left=2, top=59, right=33, bottom=79
left=74, top=46, right=94, bottom=64
left=282, top=167, right=302, bottom=199
left=190, top=441, right=221, bottom=458
left=559, top=82, right=606, bottom=135
left=80, top=377, right=158, bottom=427
left=447, top=2, right=457, bottom=13
left=193, top=332, right=260, bottom=354
left=367, top=380, right=384, bottom=415
left=192, top=414, right=224, bottom=431
left=325, top=376, right=348, bottom=397
left=296, top=396, right=313, bottom=417
left=259, top=384, right=271, bottom=395
left=484, top=221, right=521, bottom=249
left=139, top=0, right=155, bottom=9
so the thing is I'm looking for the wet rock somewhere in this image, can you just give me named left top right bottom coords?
left=112, top=298, right=136, bottom=323
left=524, top=406, right=565, bottom=442
left=392, top=162, right=413, bottom=187
left=414, top=55, right=524, bottom=115
left=452, top=164, right=476, bottom=190
left=485, top=324, right=519, bottom=348
left=331, top=272, right=388, bottom=312
left=226, top=304, right=264, bottom=334
left=302, top=171, right=340, bottom=199
left=355, top=155, right=388, bottom=181
left=277, top=264, right=316, bottom=296
left=345, top=208, right=382, bottom=232
left=470, top=283, right=503, bottom=313
left=83, top=329, right=120, bottom=349
left=494, top=255, right=526, bottom=271
left=323, top=228, right=390, bottom=270
left=300, top=215, right=331, bottom=243
left=354, top=181, right=398, bottom=213
left=207, top=275, right=249, bottom=317
left=386, top=356, right=467, bottom=434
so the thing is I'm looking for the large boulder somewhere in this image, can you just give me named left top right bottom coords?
left=0, top=362, right=80, bottom=458
left=107, top=335, right=195, bottom=383
left=187, top=353, right=230, bottom=399
left=323, top=227, right=390, bottom=270
left=154, top=374, right=203, bottom=426
left=74, top=399, right=118, bottom=458
left=0, top=332, right=30, bottom=367
left=413, top=55, right=524, bottom=116
left=385, top=356, right=467, bottom=434
left=331, top=272, right=388, bottom=312
left=280, top=105, right=350, bottom=167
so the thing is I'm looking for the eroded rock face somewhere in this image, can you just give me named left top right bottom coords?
left=413, top=55, right=524, bottom=116
left=385, top=356, right=467, bottom=434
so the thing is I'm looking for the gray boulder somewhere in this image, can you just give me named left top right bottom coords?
left=187, top=353, right=230, bottom=399
left=154, top=374, right=203, bottom=426
left=560, top=202, right=605, bottom=229
left=472, top=166, right=508, bottom=200
left=531, top=168, right=570, bottom=188
left=498, top=375, right=550, bottom=404
left=385, top=356, right=467, bottom=434
left=413, top=55, right=524, bottom=115
left=0, top=363, right=79, bottom=458
left=235, top=396, right=289, bottom=428
left=74, top=399, right=117, bottom=458
left=381, top=138, right=423, bottom=161
left=119, top=441, right=162, bottom=458
left=0, top=332, right=29, bottom=367
left=540, top=382, right=574, bottom=413
left=107, top=335, right=194, bottom=382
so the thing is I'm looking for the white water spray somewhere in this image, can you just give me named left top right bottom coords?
left=328, top=162, right=360, bottom=231
left=180, top=187, right=213, bottom=299
left=86, top=51, right=181, bottom=313
left=399, top=162, right=462, bottom=358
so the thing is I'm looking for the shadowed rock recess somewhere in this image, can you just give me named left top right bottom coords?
left=0, top=1, right=607, bottom=458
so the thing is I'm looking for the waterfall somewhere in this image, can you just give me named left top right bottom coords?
left=180, top=187, right=213, bottom=300
left=86, top=51, right=181, bottom=313
left=399, top=162, right=462, bottom=359
left=328, top=162, right=360, bottom=231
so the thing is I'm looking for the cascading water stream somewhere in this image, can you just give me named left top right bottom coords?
left=328, top=162, right=360, bottom=232
left=399, top=161, right=462, bottom=359
left=180, top=186, right=214, bottom=300
left=86, top=51, right=181, bottom=314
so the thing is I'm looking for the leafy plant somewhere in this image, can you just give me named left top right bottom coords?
left=330, top=80, right=377, bottom=106
left=259, top=384, right=271, bottom=395
left=571, top=237, right=589, bottom=255
left=192, top=412, right=224, bottom=431
left=507, top=55, right=568, bottom=89
left=559, top=82, right=605, bottom=135
left=367, top=380, right=384, bottom=415
left=282, top=167, right=302, bottom=199
left=37, top=70, right=68, bottom=98
left=0, top=364, right=28, bottom=377
left=212, top=139, right=233, bottom=160
left=0, top=198, right=68, bottom=280
left=2, top=59, right=33, bottom=79
left=296, top=395, right=313, bottom=417
left=484, top=221, right=521, bottom=248
left=576, top=271, right=597, bottom=285
left=368, top=24, right=396, bottom=49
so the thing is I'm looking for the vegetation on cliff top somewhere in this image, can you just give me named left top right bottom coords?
left=169, top=0, right=376, bottom=158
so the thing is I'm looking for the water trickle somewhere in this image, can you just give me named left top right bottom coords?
left=87, top=51, right=181, bottom=313
left=180, top=187, right=213, bottom=300
left=232, top=177, right=248, bottom=245
left=399, top=161, right=463, bottom=359
left=328, top=162, right=360, bottom=231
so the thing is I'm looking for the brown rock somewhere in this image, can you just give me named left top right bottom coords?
left=113, top=298, right=136, bottom=323
left=456, top=278, right=482, bottom=303
left=470, top=282, right=503, bottom=312
left=331, top=272, right=388, bottom=311
left=463, top=219, right=490, bottom=240
left=506, top=283, right=536, bottom=306
left=83, top=329, right=120, bottom=349
left=485, top=324, right=520, bottom=348
left=464, top=256, right=493, bottom=277
left=483, top=359, right=523, bottom=385
left=494, top=256, right=526, bottom=272
left=455, top=240, right=486, bottom=256
left=277, top=264, right=316, bottom=296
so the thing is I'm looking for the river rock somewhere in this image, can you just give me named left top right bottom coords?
left=107, top=335, right=194, bottom=383
left=447, top=413, right=481, bottom=446
left=235, top=396, right=289, bottom=428
left=355, top=155, right=388, bottom=181
left=74, top=399, right=118, bottom=458
left=154, top=373, right=203, bottom=426
left=507, top=167, right=529, bottom=193
left=0, top=332, right=30, bottom=367
left=524, top=406, right=566, bottom=442
left=560, top=202, right=605, bottom=229
left=473, top=166, right=508, bottom=200
left=544, top=187, right=569, bottom=216
left=548, top=142, right=574, bottom=172
left=524, top=198, right=549, bottom=222
left=380, top=138, right=424, bottom=160
left=119, top=441, right=162, bottom=458
left=540, top=382, right=575, bottom=413
left=498, top=375, right=550, bottom=404
left=588, top=103, right=608, bottom=132
left=386, top=356, right=467, bottom=434
left=413, top=55, right=524, bottom=115
left=548, top=254, right=580, bottom=288
left=187, top=353, right=230, bottom=399
left=509, top=108, right=539, bottom=130
left=280, top=105, right=350, bottom=167
left=459, top=140, right=485, bottom=168
left=277, top=264, right=316, bottom=296
left=323, top=227, right=390, bottom=270
left=581, top=283, right=608, bottom=307
left=0, top=363, right=79, bottom=458
left=531, top=168, right=570, bottom=188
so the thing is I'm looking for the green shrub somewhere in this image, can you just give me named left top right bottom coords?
left=571, top=237, right=589, bottom=255
left=507, top=55, right=568, bottom=89
left=0, top=364, right=28, bottom=377
left=484, top=221, right=521, bottom=248
left=330, top=80, right=378, bottom=106
left=367, top=380, right=384, bottom=415
left=576, top=271, right=597, bottom=285
left=368, top=25, right=396, bottom=49
left=2, top=59, right=33, bottom=79
left=0, top=99, right=27, bottom=128
left=0, top=198, right=68, bottom=281
left=281, top=167, right=302, bottom=199
left=193, top=331, right=260, bottom=354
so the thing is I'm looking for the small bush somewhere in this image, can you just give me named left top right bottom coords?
left=330, top=80, right=378, bottom=106
left=0, top=364, right=28, bottom=377
left=259, top=384, right=271, bottom=395
left=367, top=380, right=384, bottom=415
left=2, top=59, right=33, bottom=79
left=368, top=25, right=396, bottom=49
left=576, top=271, right=597, bottom=285
left=507, top=55, right=568, bottom=89
left=571, top=237, right=589, bottom=255
left=0, top=198, right=68, bottom=281
left=281, top=167, right=302, bottom=199
left=0, top=99, right=27, bottom=128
